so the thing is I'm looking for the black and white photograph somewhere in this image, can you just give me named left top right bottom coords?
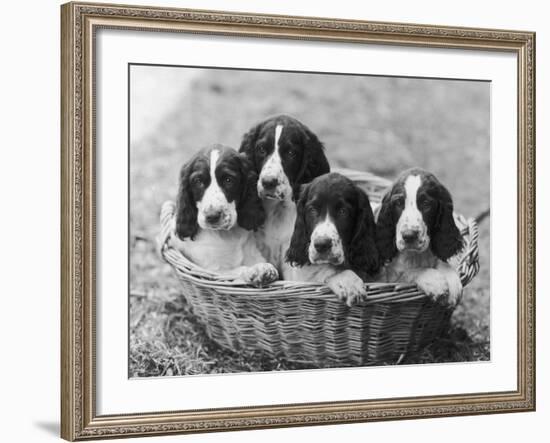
left=54, top=2, right=537, bottom=440
left=129, top=65, right=490, bottom=377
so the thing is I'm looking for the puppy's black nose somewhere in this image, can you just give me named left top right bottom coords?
left=261, top=177, right=278, bottom=190
left=314, top=238, right=332, bottom=253
left=205, top=210, right=222, bottom=224
left=402, top=229, right=419, bottom=243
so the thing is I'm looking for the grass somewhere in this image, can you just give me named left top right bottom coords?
left=129, top=67, right=490, bottom=377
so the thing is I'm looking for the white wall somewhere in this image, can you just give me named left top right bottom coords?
left=0, top=0, right=546, bottom=441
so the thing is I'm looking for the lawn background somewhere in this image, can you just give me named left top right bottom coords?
left=129, top=66, right=490, bottom=377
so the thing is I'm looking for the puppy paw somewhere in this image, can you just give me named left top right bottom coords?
left=415, top=269, right=449, bottom=303
left=444, top=271, right=463, bottom=307
left=326, top=270, right=366, bottom=307
left=243, top=263, right=279, bottom=287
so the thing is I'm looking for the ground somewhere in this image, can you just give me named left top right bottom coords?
left=129, top=67, right=490, bottom=377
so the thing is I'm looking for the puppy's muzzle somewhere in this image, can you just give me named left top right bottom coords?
left=401, top=228, right=420, bottom=244
left=313, top=237, right=332, bottom=254
left=397, top=226, right=429, bottom=251
left=258, top=174, right=287, bottom=200
left=204, top=209, right=223, bottom=225
left=309, top=235, right=344, bottom=266
left=201, top=207, right=233, bottom=230
left=261, top=176, right=279, bottom=191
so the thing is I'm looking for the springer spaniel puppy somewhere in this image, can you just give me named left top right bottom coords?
left=168, top=144, right=278, bottom=287
left=376, top=168, right=464, bottom=305
left=284, top=173, right=380, bottom=305
left=239, top=115, right=330, bottom=270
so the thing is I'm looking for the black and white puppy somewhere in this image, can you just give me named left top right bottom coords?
left=376, top=168, right=464, bottom=305
left=285, top=173, right=379, bottom=305
left=239, top=115, right=330, bottom=270
left=169, top=144, right=278, bottom=287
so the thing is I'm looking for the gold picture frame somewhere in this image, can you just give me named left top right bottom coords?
left=61, top=1, right=536, bottom=440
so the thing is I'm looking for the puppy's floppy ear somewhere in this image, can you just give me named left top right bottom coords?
left=175, top=160, right=199, bottom=240
left=348, top=188, right=380, bottom=275
left=238, top=123, right=262, bottom=171
left=431, top=183, right=463, bottom=261
left=294, top=183, right=309, bottom=201
left=285, top=183, right=311, bottom=267
left=375, top=188, right=398, bottom=263
left=236, top=153, right=265, bottom=231
left=293, top=125, right=330, bottom=199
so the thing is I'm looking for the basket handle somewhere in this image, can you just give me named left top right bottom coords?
left=158, top=201, right=176, bottom=257
left=457, top=216, right=480, bottom=287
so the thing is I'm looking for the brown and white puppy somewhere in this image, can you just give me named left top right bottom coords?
left=376, top=168, right=464, bottom=305
left=239, top=115, right=330, bottom=270
left=169, top=144, right=278, bottom=287
left=284, top=173, right=379, bottom=305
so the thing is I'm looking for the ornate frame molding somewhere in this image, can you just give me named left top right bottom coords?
left=61, top=2, right=535, bottom=440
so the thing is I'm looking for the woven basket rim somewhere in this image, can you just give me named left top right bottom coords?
left=159, top=169, right=480, bottom=305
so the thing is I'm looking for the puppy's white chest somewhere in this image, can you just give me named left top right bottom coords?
left=385, top=249, right=439, bottom=282
left=256, top=199, right=296, bottom=268
left=175, top=229, right=248, bottom=271
left=282, top=262, right=338, bottom=284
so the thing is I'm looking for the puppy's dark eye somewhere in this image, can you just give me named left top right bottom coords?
left=421, top=200, right=432, bottom=210
left=337, top=208, right=348, bottom=217
left=223, top=176, right=234, bottom=185
left=285, top=148, right=296, bottom=158
left=392, top=196, right=405, bottom=208
left=192, top=176, right=203, bottom=186
left=307, top=206, right=318, bottom=216
left=257, top=144, right=266, bottom=155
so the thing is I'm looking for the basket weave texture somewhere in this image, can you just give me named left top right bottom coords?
left=159, top=168, right=480, bottom=366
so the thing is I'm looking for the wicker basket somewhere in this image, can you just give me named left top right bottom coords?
left=159, top=168, right=480, bottom=366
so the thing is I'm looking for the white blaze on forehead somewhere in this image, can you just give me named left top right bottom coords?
left=396, top=174, right=428, bottom=248
left=258, top=124, right=292, bottom=200
left=209, top=149, right=220, bottom=183
left=265, top=124, right=284, bottom=168
left=205, top=148, right=222, bottom=200
left=404, top=175, right=422, bottom=213
left=199, top=149, right=225, bottom=209
left=274, top=124, right=283, bottom=148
